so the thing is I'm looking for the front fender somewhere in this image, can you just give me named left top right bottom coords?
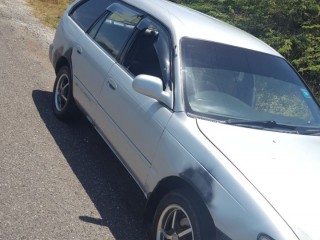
left=145, top=113, right=297, bottom=240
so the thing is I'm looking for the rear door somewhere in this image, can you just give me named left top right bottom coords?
left=72, top=3, right=140, bottom=122
left=70, top=0, right=114, bottom=118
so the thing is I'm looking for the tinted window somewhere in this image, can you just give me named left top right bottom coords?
left=123, top=18, right=171, bottom=89
left=88, top=13, right=106, bottom=39
left=94, top=4, right=141, bottom=58
left=70, top=0, right=115, bottom=32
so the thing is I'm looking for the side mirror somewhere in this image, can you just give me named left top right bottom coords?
left=132, top=74, right=172, bottom=108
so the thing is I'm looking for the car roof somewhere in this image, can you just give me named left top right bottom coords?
left=122, top=0, right=281, bottom=57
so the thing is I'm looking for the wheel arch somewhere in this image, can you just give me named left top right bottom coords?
left=144, top=175, right=216, bottom=236
left=53, top=46, right=73, bottom=75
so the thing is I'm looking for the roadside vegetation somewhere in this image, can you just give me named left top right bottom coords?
left=174, top=0, right=320, bottom=100
left=27, top=0, right=72, bottom=28
left=27, top=0, right=320, bottom=101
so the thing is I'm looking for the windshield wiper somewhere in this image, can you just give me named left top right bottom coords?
left=225, top=119, right=298, bottom=132
left=300, top=128, right=320, bottom=136
left=226, top=119, right=320, bottom=135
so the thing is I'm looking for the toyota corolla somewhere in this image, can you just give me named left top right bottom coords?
left=49, top=0, right=320, bottom=239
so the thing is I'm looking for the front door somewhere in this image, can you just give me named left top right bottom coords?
left=98, top=17, right=173, bottom=185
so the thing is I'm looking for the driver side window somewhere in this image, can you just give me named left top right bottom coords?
left=124, top=29, right=162, bottom=78
left=123, top=19, right=171, bottom=90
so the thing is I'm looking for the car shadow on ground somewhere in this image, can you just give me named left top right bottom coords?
left=32, top=90, right=148, bottom=240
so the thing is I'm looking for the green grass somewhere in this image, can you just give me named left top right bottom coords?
left=27, top=0, right=72, bottom=28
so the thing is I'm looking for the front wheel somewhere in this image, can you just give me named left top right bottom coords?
left=151, top=189, right=215, bottom=240
left=52, top=66, right=78, bottom=121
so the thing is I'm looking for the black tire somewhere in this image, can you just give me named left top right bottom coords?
left=151, top=189, right=216, bottom=240
left=52, top=66, right=79, bottom=121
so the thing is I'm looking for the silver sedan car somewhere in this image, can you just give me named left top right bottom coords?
left=49, top=0, right=320, bottom=239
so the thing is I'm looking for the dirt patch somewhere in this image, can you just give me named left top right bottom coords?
left=0, top=0, right=54, bottom=49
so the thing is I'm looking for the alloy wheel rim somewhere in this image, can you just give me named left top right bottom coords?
left=54, top=73, right=70, bottom=111
left=156, top=204, right=193, bottom=240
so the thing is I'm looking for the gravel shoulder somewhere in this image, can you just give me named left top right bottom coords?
left=0, top=0, right=54, bottom=48
left=0, top=1, right=147, bottom=239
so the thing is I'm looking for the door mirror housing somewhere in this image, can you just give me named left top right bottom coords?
left=133, top=74, right=172, bottom=108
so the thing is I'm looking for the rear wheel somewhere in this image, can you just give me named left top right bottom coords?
left=151, top=189, right=215, bottom=240
left=52, top=66, right=78, bottom=121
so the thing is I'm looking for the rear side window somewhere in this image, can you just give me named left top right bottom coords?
left=70, top=0, right=115, bottom=32
left=92, top=4, right=142, bottom=58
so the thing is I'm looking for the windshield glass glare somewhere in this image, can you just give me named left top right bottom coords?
left=181, top=38, right=320, bottom=128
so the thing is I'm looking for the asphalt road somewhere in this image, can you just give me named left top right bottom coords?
left=0, top=1, right=148, bottom=239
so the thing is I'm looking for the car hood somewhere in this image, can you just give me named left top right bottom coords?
left=197, top=119, right=320, bottom=240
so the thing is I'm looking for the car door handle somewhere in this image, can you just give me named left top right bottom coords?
left=107, top=80, right=117, bottom=90
left=75, top=46, right=82, bottom=55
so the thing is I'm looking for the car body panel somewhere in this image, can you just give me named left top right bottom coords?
left=198, top=119, right=320, bottom=239
left=49, top=3, right=82, bottom=71
left=71, top=30, right=116, bottom=126
left=98, top=63, right=173, bottom=185
left=49, top=0, right=320, bottom=239
left=72, top=33, right=115, bottom=103
left=146, top=113, right=299, bottom=239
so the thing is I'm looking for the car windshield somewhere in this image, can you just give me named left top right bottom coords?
left=181, top=38, right=320, bottom=131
